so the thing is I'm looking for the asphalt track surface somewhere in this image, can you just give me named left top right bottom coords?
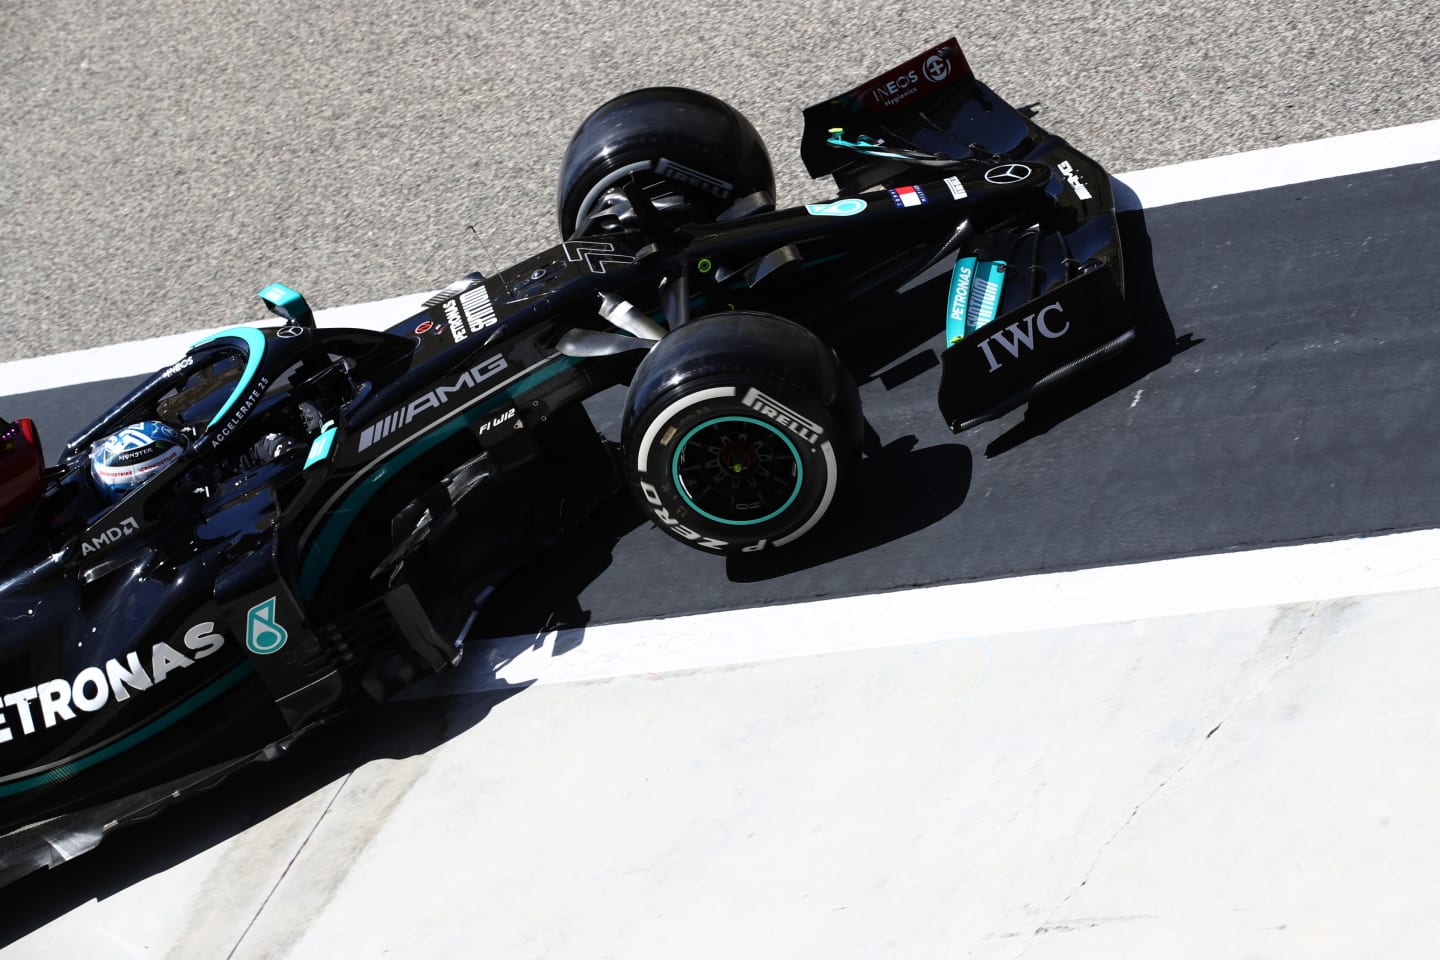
left=3, top=0, right=1438, bottom=361
left=8, top=160, right=1439, bottom=631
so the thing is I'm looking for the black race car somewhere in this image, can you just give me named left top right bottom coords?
left=0, top=38, right=1131, bottom=884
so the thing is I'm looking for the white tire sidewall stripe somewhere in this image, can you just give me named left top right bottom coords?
left=634, top=386, right=737, bottom=471
left=774, top=439, right=837, bottom=546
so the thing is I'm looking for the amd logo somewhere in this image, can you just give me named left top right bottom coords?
left=978, top=303, right=1071, bottom=372
left=81, top=515, right=140, bottom=557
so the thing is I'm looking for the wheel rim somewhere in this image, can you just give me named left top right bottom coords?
left=671, top=416, right=803, bottom=526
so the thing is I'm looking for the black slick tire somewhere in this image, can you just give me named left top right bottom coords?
left=621, top=312, right=861, bottom=555
left=556, top=87, right=774, bottom=238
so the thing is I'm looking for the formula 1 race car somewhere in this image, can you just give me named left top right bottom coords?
left=0, top=38, right=1131, bottom=884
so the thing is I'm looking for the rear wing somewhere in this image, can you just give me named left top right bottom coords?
left=803, top=38, right=1064, bottom=195
left=801, top=38, right=971, bottom=186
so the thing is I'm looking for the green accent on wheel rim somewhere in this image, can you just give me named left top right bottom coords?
left=0, top=662, right=255, bottom=799
left=672, top=415, right=802, bottom=526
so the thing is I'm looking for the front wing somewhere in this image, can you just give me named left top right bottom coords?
left=801, top=37, right=1135, bottom=432
left=937, top=265, right=1131, bottom=430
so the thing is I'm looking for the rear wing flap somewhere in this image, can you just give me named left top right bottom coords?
left=801, top=38, right=1099, bottom=199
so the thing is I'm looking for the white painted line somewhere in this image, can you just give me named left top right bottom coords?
left=412, top=527, right=1440, bottom=696
left=1117, top=117, right=1440, bottom=211
left=3, top=118, right=1436, bottom=399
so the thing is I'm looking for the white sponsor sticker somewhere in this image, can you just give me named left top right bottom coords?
left=458, top=284, right=497, bottom=332
left=656, top=158, right=734, bottom=198
left=0, top=623, right=226, bottom=745
left=741, top=388, right=824, bottom=445
left=1057, top=160, right=1094, bottom=201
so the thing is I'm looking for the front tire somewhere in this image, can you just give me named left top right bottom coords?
left=622, top=312, right=861, bottom=555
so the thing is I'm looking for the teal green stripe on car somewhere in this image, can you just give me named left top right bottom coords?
left=0, top=662, right=255, bottom=799
left=297, top=356, right=580, bottom=599
left=257, top=282, right=310, bottom=323
left=299, top=414, right=473, bottom=598
left=672, top=415, right=802, bottom=526
left=947, top=256, right=978, bottom=344
left=967, top=260, right=1007, bottom=336
left=190, top=326, right=268, bottom=429
left=304, top=425, right=337, bottom=470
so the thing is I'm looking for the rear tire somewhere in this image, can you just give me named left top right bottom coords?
left=556, top=87, right=774, bottom=238
left=621, top=312, right=861, bottom=555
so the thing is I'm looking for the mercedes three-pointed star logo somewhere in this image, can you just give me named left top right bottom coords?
left=984, top=163, right=1032, bottom=185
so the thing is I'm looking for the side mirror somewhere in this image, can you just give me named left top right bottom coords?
left=257, top=282, right=315, bottom=328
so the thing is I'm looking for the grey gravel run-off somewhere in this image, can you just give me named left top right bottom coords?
left=2, top=0, right=1436, bottom=362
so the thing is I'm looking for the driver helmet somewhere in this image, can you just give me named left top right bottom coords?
left=89, top=420, right=187, bottom=502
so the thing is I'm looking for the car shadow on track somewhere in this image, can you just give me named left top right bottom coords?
left=0, top=506, right=649, bottom=948
left=982, top=205, right=1201, bottom=458
left=823, top=203, right=1198, bottom=469
left=2, top=375, right=151, bottom=462
left=0, top=684, right=525, bottom=946
left=459, top=499, right=646, bottom=642
left=725, top=432, right=974, bottom=582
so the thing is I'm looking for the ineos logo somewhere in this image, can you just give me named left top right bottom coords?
left=984, top=164, right=1032, bottom=185
left=923, top=54, right=949, bottom=82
